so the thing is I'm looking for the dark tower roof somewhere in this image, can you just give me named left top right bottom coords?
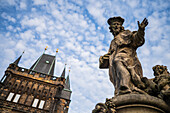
left=13, top=51, right=24, bottom=65
left=30, top=54, right=56, bottom=76
left=65, top=74, right=70, bottom=90
left=61, top=66, right=66, bottom=78
left=60, top=73, right=72, bottom=100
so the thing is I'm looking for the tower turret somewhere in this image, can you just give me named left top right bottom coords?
left=12, top=51, right=24, bottom=66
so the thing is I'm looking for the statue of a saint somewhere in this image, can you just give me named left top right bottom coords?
left=99, top=17, right=148, bottom=95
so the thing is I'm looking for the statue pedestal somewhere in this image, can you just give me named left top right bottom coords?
left=112, top=94, right=170, bottom=113
left=92, top=94, right=170, bottom=113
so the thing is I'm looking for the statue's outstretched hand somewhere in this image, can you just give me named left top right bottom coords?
left=138, top=18, right=148, bottom=30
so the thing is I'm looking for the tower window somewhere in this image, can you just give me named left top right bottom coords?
left=32, top=98, right=39, bottom=107
left=38, top=100, right=45, bottom=109
left=40, top=74, right=46, bottom=78
left=50, top=77, right=56, bottom=80
left=13, top=94, right=21, bottom=103
left=6, top=92, right=14, bottom=101
left=29, top=71, right=35, bottom=75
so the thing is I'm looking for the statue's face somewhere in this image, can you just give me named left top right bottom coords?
left=109, top=22, right=123, bottom=36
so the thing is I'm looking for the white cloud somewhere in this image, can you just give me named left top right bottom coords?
left=33, top=0, right=48, bottom=5
left=1, top=12, right=16, bottom=23
left=20, top=2, right=27, bottom=9
left=6, top=25, right=13, bottom=30
left=52, top=38, right=59, bottom=45
left=15, top=40, right=26, bottom=51
left=0, top=0, right=16, bottom=6
left=86, top=1, right=106, bottom=26
left=20, top=30, right=35, bottom=40
left=126, top=0, right=140, bottom=8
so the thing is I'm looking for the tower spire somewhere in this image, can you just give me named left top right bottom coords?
left=61, top=64, right=66, bottom=78
left=13, top=51, right=24, bottom=66
left=65, top=67, right=70, bottom=90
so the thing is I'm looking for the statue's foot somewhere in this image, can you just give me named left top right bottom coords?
left=118, top=89, right=131, bottom=95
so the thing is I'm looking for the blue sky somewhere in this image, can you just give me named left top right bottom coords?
left=0, top=0, right=170, bottom=113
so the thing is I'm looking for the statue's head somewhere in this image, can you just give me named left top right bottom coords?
left=107, top=16, right=125, bottom=36
left=152, top=65, right=169, bottom=76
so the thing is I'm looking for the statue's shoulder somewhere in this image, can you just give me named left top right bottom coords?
left=124, top=29, right=138, bottom=33
left=119, top=30, right=133, bottom=37
left=121, top=30, right=133, bottom=34
left=124, top=30, right=138, bottom=36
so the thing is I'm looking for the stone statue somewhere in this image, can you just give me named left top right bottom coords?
left=152, top=65, right=170, bottom=104
left=93, top=16, right=170, bottom=113
left=99, top=16, right=148, bottom=95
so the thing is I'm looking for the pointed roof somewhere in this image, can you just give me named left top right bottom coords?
left=65, top=74, right=70, bottom=90
left=30, top=54, right=56, bottom=76
left=61, top=66, right=66, bottom=78
left=56, top=68, right=72, bottom=101
left=13, top=51, right=24, bottom=65
left=59, top=73, right=71, bottom=100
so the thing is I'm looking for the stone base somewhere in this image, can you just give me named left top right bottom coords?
left=116, top=104, right=164, bottom=113
left=92, top=94, right=170, bottom=113
left=112, top=94, right=170, bottom=113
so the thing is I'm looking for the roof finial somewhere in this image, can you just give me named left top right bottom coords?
left=22, top=50, right=25, bottom=55
left=44, top=46, right=48, bottom=54
left=56, top=48, right=59, bottom=53
left=55, top=48, right=59, bottom=56
left=69, top=67, right=71, bottom=72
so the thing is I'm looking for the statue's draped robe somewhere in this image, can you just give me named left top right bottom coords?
left=108, top=29, right=145, bottom=95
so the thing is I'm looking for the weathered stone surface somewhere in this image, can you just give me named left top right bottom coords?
left=92, top=94, right=170, bottom=113
left=112, top=94, right=170, bottom=111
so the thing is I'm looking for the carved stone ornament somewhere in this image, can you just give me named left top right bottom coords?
left=92, top=98, right=116, bottom=113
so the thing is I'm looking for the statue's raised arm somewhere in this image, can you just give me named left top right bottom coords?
left=131, top=18, right=148, bottom=48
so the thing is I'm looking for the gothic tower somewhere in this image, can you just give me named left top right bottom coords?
left=0, top=51, right=72, bottom=113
